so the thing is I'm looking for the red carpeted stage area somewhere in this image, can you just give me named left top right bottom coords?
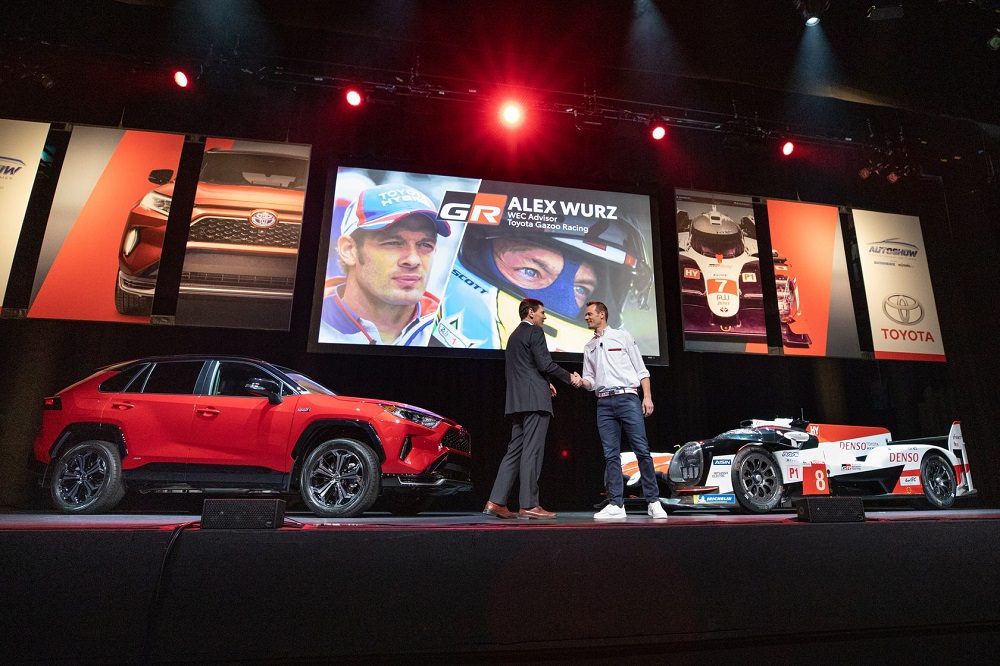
left=3, top=508, right=1000, bottom=662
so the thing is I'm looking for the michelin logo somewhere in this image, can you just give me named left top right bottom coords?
left=698, top=493, right=736, bottom=505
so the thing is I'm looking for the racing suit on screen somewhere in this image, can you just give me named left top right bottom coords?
left=319, top=278, right=440, bottom=345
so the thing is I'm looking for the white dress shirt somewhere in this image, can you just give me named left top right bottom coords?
left=581, top=326, right=650, bottom=393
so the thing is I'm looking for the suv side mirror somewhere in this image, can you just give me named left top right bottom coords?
left=148, top=169, right=174, bottom=185
left=245, top=379, right=283, bottom=405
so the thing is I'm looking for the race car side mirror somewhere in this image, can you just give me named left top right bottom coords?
left=246, top=379, right=283, bottom=405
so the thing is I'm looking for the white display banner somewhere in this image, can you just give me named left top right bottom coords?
left=0, top=119, right=50, bottom=300
left=853, top=209, right=945, bottom=362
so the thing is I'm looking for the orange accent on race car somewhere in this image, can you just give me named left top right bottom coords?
left=802, top=460, right=831, bottom=495
left=891, top=469, right=923, bottom=494
left=807, top=423, right=890, bottom=442
left=622, top=453, right=672, bottom=477
left=673, top=486, right=720, bottom=495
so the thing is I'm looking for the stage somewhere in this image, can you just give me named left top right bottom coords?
left=3, top=508, right=1000, bottom=662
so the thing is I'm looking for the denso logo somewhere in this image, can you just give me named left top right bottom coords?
left=0, top=155, right=26, bottom=177
left=438, top=191, right=507, bottom=225
left=867, top=238, right=919, bottom=258
left=840, top=440, right=880, bottom=451
left=889, top=452, right=918, bottom=463
left=882, top=294, right=925, bottom=326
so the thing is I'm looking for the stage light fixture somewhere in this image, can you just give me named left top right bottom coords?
left=345, top=87, right=364, bottom=107
left=173, top=70, right=189, bottom=88
left=649, top=121, right=667, bottom=141
left=795, top=0, right=830, bottom=26
left=499, top=100, right=525, bottom=128
left=781, top=141, right=795, bottom=156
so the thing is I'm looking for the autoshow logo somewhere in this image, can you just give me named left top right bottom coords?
left=0, top=155, right=26, bottom=179
left=249, top=209, right=279, bottom=229
left=867, top=237, right=919, bottom=258
left=883, top=294, right=924, bottom=326
left=438, top=191, right=507, bottom=225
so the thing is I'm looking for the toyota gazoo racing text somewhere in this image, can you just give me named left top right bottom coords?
left=33, top=356, right=471, bottom=517
left=620, top=418, right=974, bottom=513
left=677, top=207, right=810, bottom=347
left=115, top=149, right=307, bottom=315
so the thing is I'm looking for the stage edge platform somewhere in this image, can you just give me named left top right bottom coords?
left=2, top=510, right=1000, bottom=662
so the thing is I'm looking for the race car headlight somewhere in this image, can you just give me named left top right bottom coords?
left=139, top=191, right=172, bottom=216
left=122, top=228, right=140, bottom=257
left=381, top=404, right=441, bottom=429
left=669, top=442, right=703, bottom=485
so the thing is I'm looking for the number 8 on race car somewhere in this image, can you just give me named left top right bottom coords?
left=802, top=460, right=830, bottom=496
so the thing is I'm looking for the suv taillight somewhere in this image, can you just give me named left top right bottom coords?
left=43, top=396, right=62, bottom=410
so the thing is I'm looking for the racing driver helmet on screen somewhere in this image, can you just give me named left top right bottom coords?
left=432, top=215, right=652, bottom=351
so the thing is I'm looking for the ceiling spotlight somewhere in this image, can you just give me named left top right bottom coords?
left=795, top=0, right=830, bottom=26
left=649, top=119, right=667, bottom=141
left=499, top=100, right=525, bottom=128
left=173, top=70, right=189, bottom=88
left=781, top=141, right=795, bottom=156
left=344, top=87, right=364, bottom=107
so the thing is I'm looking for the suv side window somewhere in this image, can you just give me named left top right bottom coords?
left=141, top=361, right=204, bottom=395
left=99, top=363, right=149, bottom=393
left=212, top=362, right=274, bottom=397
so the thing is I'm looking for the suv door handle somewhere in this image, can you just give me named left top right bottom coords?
left=196, top=407, right=220, bottom=416
left=111, top=402, right=134, bottom=411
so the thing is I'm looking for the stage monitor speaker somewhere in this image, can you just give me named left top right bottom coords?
left=201, top=498, right=286, bottom=529
left=793, top=497, right=865, bottom=523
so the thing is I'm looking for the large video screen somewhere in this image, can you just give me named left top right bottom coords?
left=29, top=126, right=184, bottom=323
left=675, top=189, right=768, bottom=354
left=310, top=167, right=662, bottom=359
left=171, top=138, right=311, bottom=330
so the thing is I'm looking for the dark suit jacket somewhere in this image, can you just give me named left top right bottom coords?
left=505, top=321, right=572, bottom=416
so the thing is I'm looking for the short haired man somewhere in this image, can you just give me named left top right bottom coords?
left=577, top=301, right=667, bottom=520
left=319, top=184, right=450, bottom=345
left=483, top=298, right=581, bottom=519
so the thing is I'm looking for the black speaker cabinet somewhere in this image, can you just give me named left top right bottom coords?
left=201, top=498, right=286, bottom=529
left=793, top=496, right=865, bottom=523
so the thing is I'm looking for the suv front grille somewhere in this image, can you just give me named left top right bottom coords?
left=440, top=427, right=471, bottom=453
left=189, top=217, right=301, bottom=248
left=181, top=271, right=295, bottom=291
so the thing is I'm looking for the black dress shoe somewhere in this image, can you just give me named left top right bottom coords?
left=483, top=501, right=517, bottom=519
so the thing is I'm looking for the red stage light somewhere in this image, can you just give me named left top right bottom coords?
left=650, top=124, right=667, bottom=141
left=499, top=101, right=525, bottom=128
left=345, top=88, right=363, bottom=107
left=559, top=449, right=571, bottom=459
left=781, top=141, right=795, bottom=156
left=173, top=70, right=189, bottom=88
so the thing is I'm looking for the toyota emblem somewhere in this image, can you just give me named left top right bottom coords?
left=249, top=210, right=278, bottom=229
left=883, top=294, right=924, bottom=326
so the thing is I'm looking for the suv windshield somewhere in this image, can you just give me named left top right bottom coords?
left=199, top=152, right=308, bottom=190
left=282, top=370, right=337, bottom=396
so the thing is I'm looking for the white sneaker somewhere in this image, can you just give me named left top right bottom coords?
left=594, top=504, right=627, bottom=520
left=647, top=501, right=668, bottom=519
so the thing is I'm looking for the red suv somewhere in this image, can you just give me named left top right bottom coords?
left=33, top=356, right=471, bottom=516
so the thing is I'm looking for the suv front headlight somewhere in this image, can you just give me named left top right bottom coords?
left=381, top=404, right=441, bottom=429
left=669, top=442, right=704, bottom=485
left=139, top=190, right=172, bottom=216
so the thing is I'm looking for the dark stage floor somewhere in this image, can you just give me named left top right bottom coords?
left=3, top=507, right=1000, bottom=663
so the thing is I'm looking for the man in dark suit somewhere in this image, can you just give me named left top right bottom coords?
left=484, top=298, right=580, bottom=520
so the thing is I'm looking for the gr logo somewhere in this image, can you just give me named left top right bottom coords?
left=437, top=191, right=507, bottom=225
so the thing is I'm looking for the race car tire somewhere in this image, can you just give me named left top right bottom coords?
left=299, top=438, right=380, bottom=517
left=382, top=493, right=436, bottom=516
left=50, top=440, right=126, bottom=514
left=731, top=446, right=784, bottom=514
left=918, top=452, right=956, bottom=509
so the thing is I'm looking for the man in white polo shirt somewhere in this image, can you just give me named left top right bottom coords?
left=576, top=301, right=667, bottom=520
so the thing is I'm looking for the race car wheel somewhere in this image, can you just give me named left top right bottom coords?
left=919, top=452, right=956, bottom=509
left=732, top=447, right=784, bottom=514
left=50, top=440, right=125, bottom=514
left=114, top=280, right=152, bottom=316
left=300, top=438, right=380, bottom=517
left=382, top=493, right=436, bottom=516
